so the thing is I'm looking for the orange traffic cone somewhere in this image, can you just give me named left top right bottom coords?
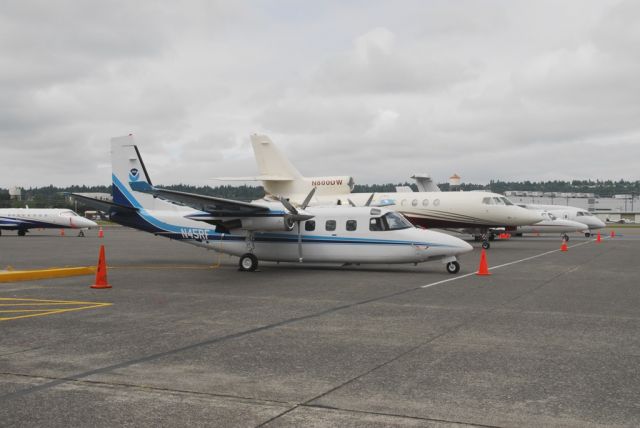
left=560, top=238, right=568, bottom=252
left=596, top=231, right=601, bottom=243
left=476, top=248, right=491, bottom=276
left=98, top=227, right=104, bottom=238
left=60, top=229, right=65, bottom=237
left=610, top=230, right=615, bottom=238
left=90, top=245, right=111, bottom=289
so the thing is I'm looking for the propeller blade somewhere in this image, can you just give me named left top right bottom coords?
left=277, top=196, right=299, bottom=215
left=297, top=221, right=303, bottom=262
left=287, top=214, right=314, bottom=222
left=300, top=187, right=317, bottom=210
left=365, top=193, right=375, bottom=207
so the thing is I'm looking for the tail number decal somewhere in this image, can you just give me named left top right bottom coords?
left=180, top=228, right=208, bottom=241
left=311, top=179, right=343, bottom=186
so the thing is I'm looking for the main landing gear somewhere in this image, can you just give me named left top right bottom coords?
left=474, top=232, right=493, bottom=249
left=446, top=261, right=460, bottom=274
left=17, top=229, right=26, bottom=237
left=239, top=253, right=258, bottom=272
left=584, top=232, right=591, bottom=238
left=562, top=233, right=570, bottom=242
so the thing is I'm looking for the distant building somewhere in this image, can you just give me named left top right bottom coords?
left=9, top=186, right=22, bottom=201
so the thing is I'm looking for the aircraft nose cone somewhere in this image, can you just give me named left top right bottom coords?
left=443, top=233, right=473, bottom=253
left=83, top=218, right=98, bottom=228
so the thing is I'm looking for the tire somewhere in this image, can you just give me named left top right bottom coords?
left=17, top=229, right=26, bottom=237
left=563, top=234, right=569, bottom=242
left=584, top=232, right=591, bottom=238
left=239, top=253, right=258, bottom=272
left=482, top=241, right=490, bottom=250
left=446, top=261, right=460, bottom=274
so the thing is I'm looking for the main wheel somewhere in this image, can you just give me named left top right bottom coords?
left=584, top=232, right=591, bottom=238
left=446, top=261, right=460, bottom=274
left=482, top=241, right=490, bottom=249
left=238, top=253, right=258, bottom=272
left=562, top=234, right=569, bottom=242
left=17, top=229, right=26, bottom=237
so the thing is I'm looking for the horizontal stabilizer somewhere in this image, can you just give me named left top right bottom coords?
left=69, top=193, right=138, bottom=213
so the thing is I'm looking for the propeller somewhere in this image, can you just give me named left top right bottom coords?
left=365, top=193, right=375, bottom=207
left=276, top=188, right=316, bottom=262
left=344, top=193, right=374, bottom=207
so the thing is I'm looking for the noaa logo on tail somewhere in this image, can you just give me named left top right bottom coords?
left=129, top=168, right=140, bottom=182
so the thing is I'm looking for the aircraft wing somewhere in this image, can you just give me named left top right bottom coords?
left=129, top=182, right=272, bottom=217
left=69, top=193, right=138, bottom=213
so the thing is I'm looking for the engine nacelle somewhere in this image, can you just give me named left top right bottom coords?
left=240, top=216, right=295, bottom=231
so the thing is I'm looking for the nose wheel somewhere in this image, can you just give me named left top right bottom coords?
left=446, top=261, right=460, bottom=274
left=481, top=241, right=490, bottom=249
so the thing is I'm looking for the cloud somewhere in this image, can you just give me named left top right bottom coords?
left=1, top=0, right=639, bottom=188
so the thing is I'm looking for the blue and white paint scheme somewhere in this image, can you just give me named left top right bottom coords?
left=0, top=208, right=97, bottom=236
left=72, top=135, right=473, bottom=273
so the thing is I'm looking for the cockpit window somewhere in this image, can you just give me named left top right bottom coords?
left=59, top=210, right=78, bottom=217
left=548, top=212, right=557, bottom=220
left=578, top=211, right=593, bottom=216
left=500, top=197, right=514, bottom=206
left=382, top=212, right=412, bottom=230
left=492, top=197, right=505, bottom=205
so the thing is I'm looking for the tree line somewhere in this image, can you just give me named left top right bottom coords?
left=1, top=179, right=638, bottom=209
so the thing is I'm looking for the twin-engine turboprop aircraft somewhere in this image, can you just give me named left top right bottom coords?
left=0, top=208, right=97, bottom=236
left=215, top=134, right=541, bottom=249
left=72, top=136, right=473, bottom=273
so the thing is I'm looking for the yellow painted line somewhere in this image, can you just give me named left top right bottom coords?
left=108, top=264, right=219, bottom=270
left=0, top=298, right=107, bottom=304
left=0, top=298, right=111, bottom=322
left=0, top=267, right=96, bottom=283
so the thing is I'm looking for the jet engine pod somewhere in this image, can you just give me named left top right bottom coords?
left=240, top=217, right=295, bottom=231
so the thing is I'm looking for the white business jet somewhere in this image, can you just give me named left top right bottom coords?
left=71, top=136, right=473, bottom=273
left=511, top=210, right=588, bottom=241
left=0, top=208, right=97, bottom=236
left=519, top=204, right=606, bottom=237
left=215, top=134, right=541, bottom=249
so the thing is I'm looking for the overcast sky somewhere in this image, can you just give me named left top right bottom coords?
left=2, top=0, right=639, bottom=187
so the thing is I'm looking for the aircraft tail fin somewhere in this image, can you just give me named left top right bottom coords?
left=250, top=134, right=302, bottom=181
left=110, top=135, right=159, bottom=210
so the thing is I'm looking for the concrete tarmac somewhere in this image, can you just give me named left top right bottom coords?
left=1, top=227, right=639, bottom=427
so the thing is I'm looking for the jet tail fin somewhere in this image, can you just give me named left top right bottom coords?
left=250, top=134, right=302, bottom=181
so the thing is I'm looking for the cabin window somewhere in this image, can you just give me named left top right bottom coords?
left=305, top=220, right=316, bottom=231
left=433, top=199, right=440, bottom=207
left=325, top=220, right=336, bottom=231
left=482, top=197, right=492, bottom=205
left=370, top=217, right=383, bottom=231
left=346, top=220, right=357, bottom=231
left=422, top=199, right=429, bottom=206
left=412, top=199, right=418, bottom=207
